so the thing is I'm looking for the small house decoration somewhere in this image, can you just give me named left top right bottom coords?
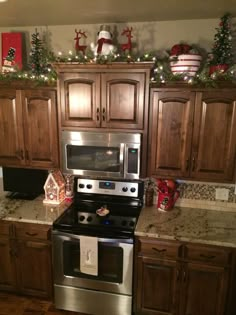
left=43, top=170, right=65, bottom=204
left=74, top=29, right=87, bottom=55
left=121, top=27, right=133, bottom=53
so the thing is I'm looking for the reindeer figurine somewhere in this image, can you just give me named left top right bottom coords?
left=121, top=27, right=133, bottom=52
left=74, top=29, right=87, bottom=55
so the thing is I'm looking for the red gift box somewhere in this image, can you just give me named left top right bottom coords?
left=1, top=32, right=22, bottom=70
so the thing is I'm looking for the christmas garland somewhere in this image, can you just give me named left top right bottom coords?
left=0, top=51, right=236, bottom=87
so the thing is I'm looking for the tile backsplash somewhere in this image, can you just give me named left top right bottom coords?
left=177, top=181, right=236, bottom=203
left=147, top=178, right=236, bottom=211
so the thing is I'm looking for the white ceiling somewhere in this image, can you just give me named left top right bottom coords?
left=0, top=0, right=235, bottom=27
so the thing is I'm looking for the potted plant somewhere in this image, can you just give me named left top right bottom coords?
left=209, top=13, right=233, bottom=75
left=169, top=43, right=202, bottom=77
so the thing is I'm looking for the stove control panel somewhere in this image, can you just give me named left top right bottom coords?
left=76, top=178, right=141, bottom=198
left=78, top=212, right=137, bottom=229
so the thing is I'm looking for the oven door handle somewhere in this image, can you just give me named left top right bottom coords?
left=52, top=230, right=133, bottom=245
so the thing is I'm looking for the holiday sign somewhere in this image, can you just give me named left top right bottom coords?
left=1, top=32, right=22, bottom=72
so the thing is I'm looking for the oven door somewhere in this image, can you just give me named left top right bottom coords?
left=52, top=230, right=134, bottom=295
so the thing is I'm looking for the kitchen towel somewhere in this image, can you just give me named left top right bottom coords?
left=80, top=235, right=98, bottom=276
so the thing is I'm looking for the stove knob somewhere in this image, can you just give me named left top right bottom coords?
left=86, top=184, right=92, bottom=189
left=79, top=183, right=85, bottom=189
left=130, top=187, right=136, bottom=193
left=87, top=216, right=92, bottom=222
left=129, top=221, right=135, bottom=227
left=79, top=215, right=85, bottom=222
left=122, top=187, right=128, bottom=192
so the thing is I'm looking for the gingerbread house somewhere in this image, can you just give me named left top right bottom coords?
left=43, top=170, right=65, bottom=204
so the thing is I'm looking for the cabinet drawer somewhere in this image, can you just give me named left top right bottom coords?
left=137, top=237, right=180, bottom=260
left=185, top=244, right=232, bottom=266
left=14, top=222, right=51, bottom=240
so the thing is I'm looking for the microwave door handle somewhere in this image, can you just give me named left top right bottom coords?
left=120, top=143, right=125, bottom=175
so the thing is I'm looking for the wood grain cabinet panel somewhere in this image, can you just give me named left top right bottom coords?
left=0, top=86, right=59, bottom=169
left=55, top=63, right=152, bottom=131
left=134, top=237, right=233, bottom=315
left=16, top=239, right=52, bottom=298
left=0, top=89, right=24, bottom=166
left=180, top=262, right=229, bottom=315
left=148, top=88, right=236, bottom=183
left=0, top=221, right=52, bottom=299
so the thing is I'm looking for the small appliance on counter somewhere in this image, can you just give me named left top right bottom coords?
left=2, top=167, right=47, bottom=200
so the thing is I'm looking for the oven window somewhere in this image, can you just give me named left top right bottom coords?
left=63, top=240, right=123, bottom=283
left=66, top=145, right=120, bottom=172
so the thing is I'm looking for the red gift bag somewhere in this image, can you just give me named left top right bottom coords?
left=1, top=32, right=22, bottom=71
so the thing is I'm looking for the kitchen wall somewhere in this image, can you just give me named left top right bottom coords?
left=0, top=18, right=228, bottom=65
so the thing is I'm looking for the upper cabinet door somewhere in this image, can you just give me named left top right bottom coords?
left=0, top=89, right=25, bottom=166
left=192, top=91, right=236, bottom=182
left=101, top=72, right=146, bottom=129
left=148, top=90, right=195, bottom=178
left=59, top=73, right=100, bottom=128
left=22, top=89, right=59, bottom=169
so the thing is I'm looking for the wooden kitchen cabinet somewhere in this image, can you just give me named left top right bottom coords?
left=0, top=221, right=17, bottom=292
left=148, top=87, right=236, bottom=182
left=0, top=85, right=59, bottom=169
left=54, top=63, right=153, bottom=130
left=134, top=237, right=233, bottom=315
left=0, top=220, right=53, bottom=299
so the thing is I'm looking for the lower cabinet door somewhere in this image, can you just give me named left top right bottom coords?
left=16, top=239, right=53, bottom=298
left=136, top=256, right=179, bottom=315
left=180, top=262, right=229, bottom=315
left=0, top=238, right=17, bottom=292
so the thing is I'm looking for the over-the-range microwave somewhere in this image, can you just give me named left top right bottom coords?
left=61, top=131, right=141, bottom=180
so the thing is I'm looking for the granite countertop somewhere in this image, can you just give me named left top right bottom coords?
left=0, top=180, right=70, bottom=225
left=135, top=205, right=236, bottom=248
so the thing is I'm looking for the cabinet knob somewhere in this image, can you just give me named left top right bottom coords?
left=192, top=157, right=196, bottom=171
left=25, top=232, right=38, bottom=237
left=102, top=108, right=106, bottom=121
left=176, top=268, right=180, bottom=281
left=186, top=158, right=190, bottom=171
left=152, top=247, right=167, bottom=254
left=96, top=108, right=100, bottom=121
left=200, top=254, right=216, bottom=260
left=16, top=150, right=24, bottom=160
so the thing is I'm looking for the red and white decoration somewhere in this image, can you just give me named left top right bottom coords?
left=170, top=54, right=202, bottom=77
left=91, top=25, right=116, bottom=56
left=1, top=32, right=23, bottom=72
left=169, top=43, right=202, bottom=77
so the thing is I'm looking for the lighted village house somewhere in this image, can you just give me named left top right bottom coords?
left=43, top=170, right=65, bottom=204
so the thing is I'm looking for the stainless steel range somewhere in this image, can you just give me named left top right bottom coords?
left=52, top=177, right=144, bottom=315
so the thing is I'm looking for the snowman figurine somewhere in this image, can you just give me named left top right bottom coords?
left=91, top=25, right=116, bottom=56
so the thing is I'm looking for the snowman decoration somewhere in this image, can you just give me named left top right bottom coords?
left=91, top=25, right=116, bottom=56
